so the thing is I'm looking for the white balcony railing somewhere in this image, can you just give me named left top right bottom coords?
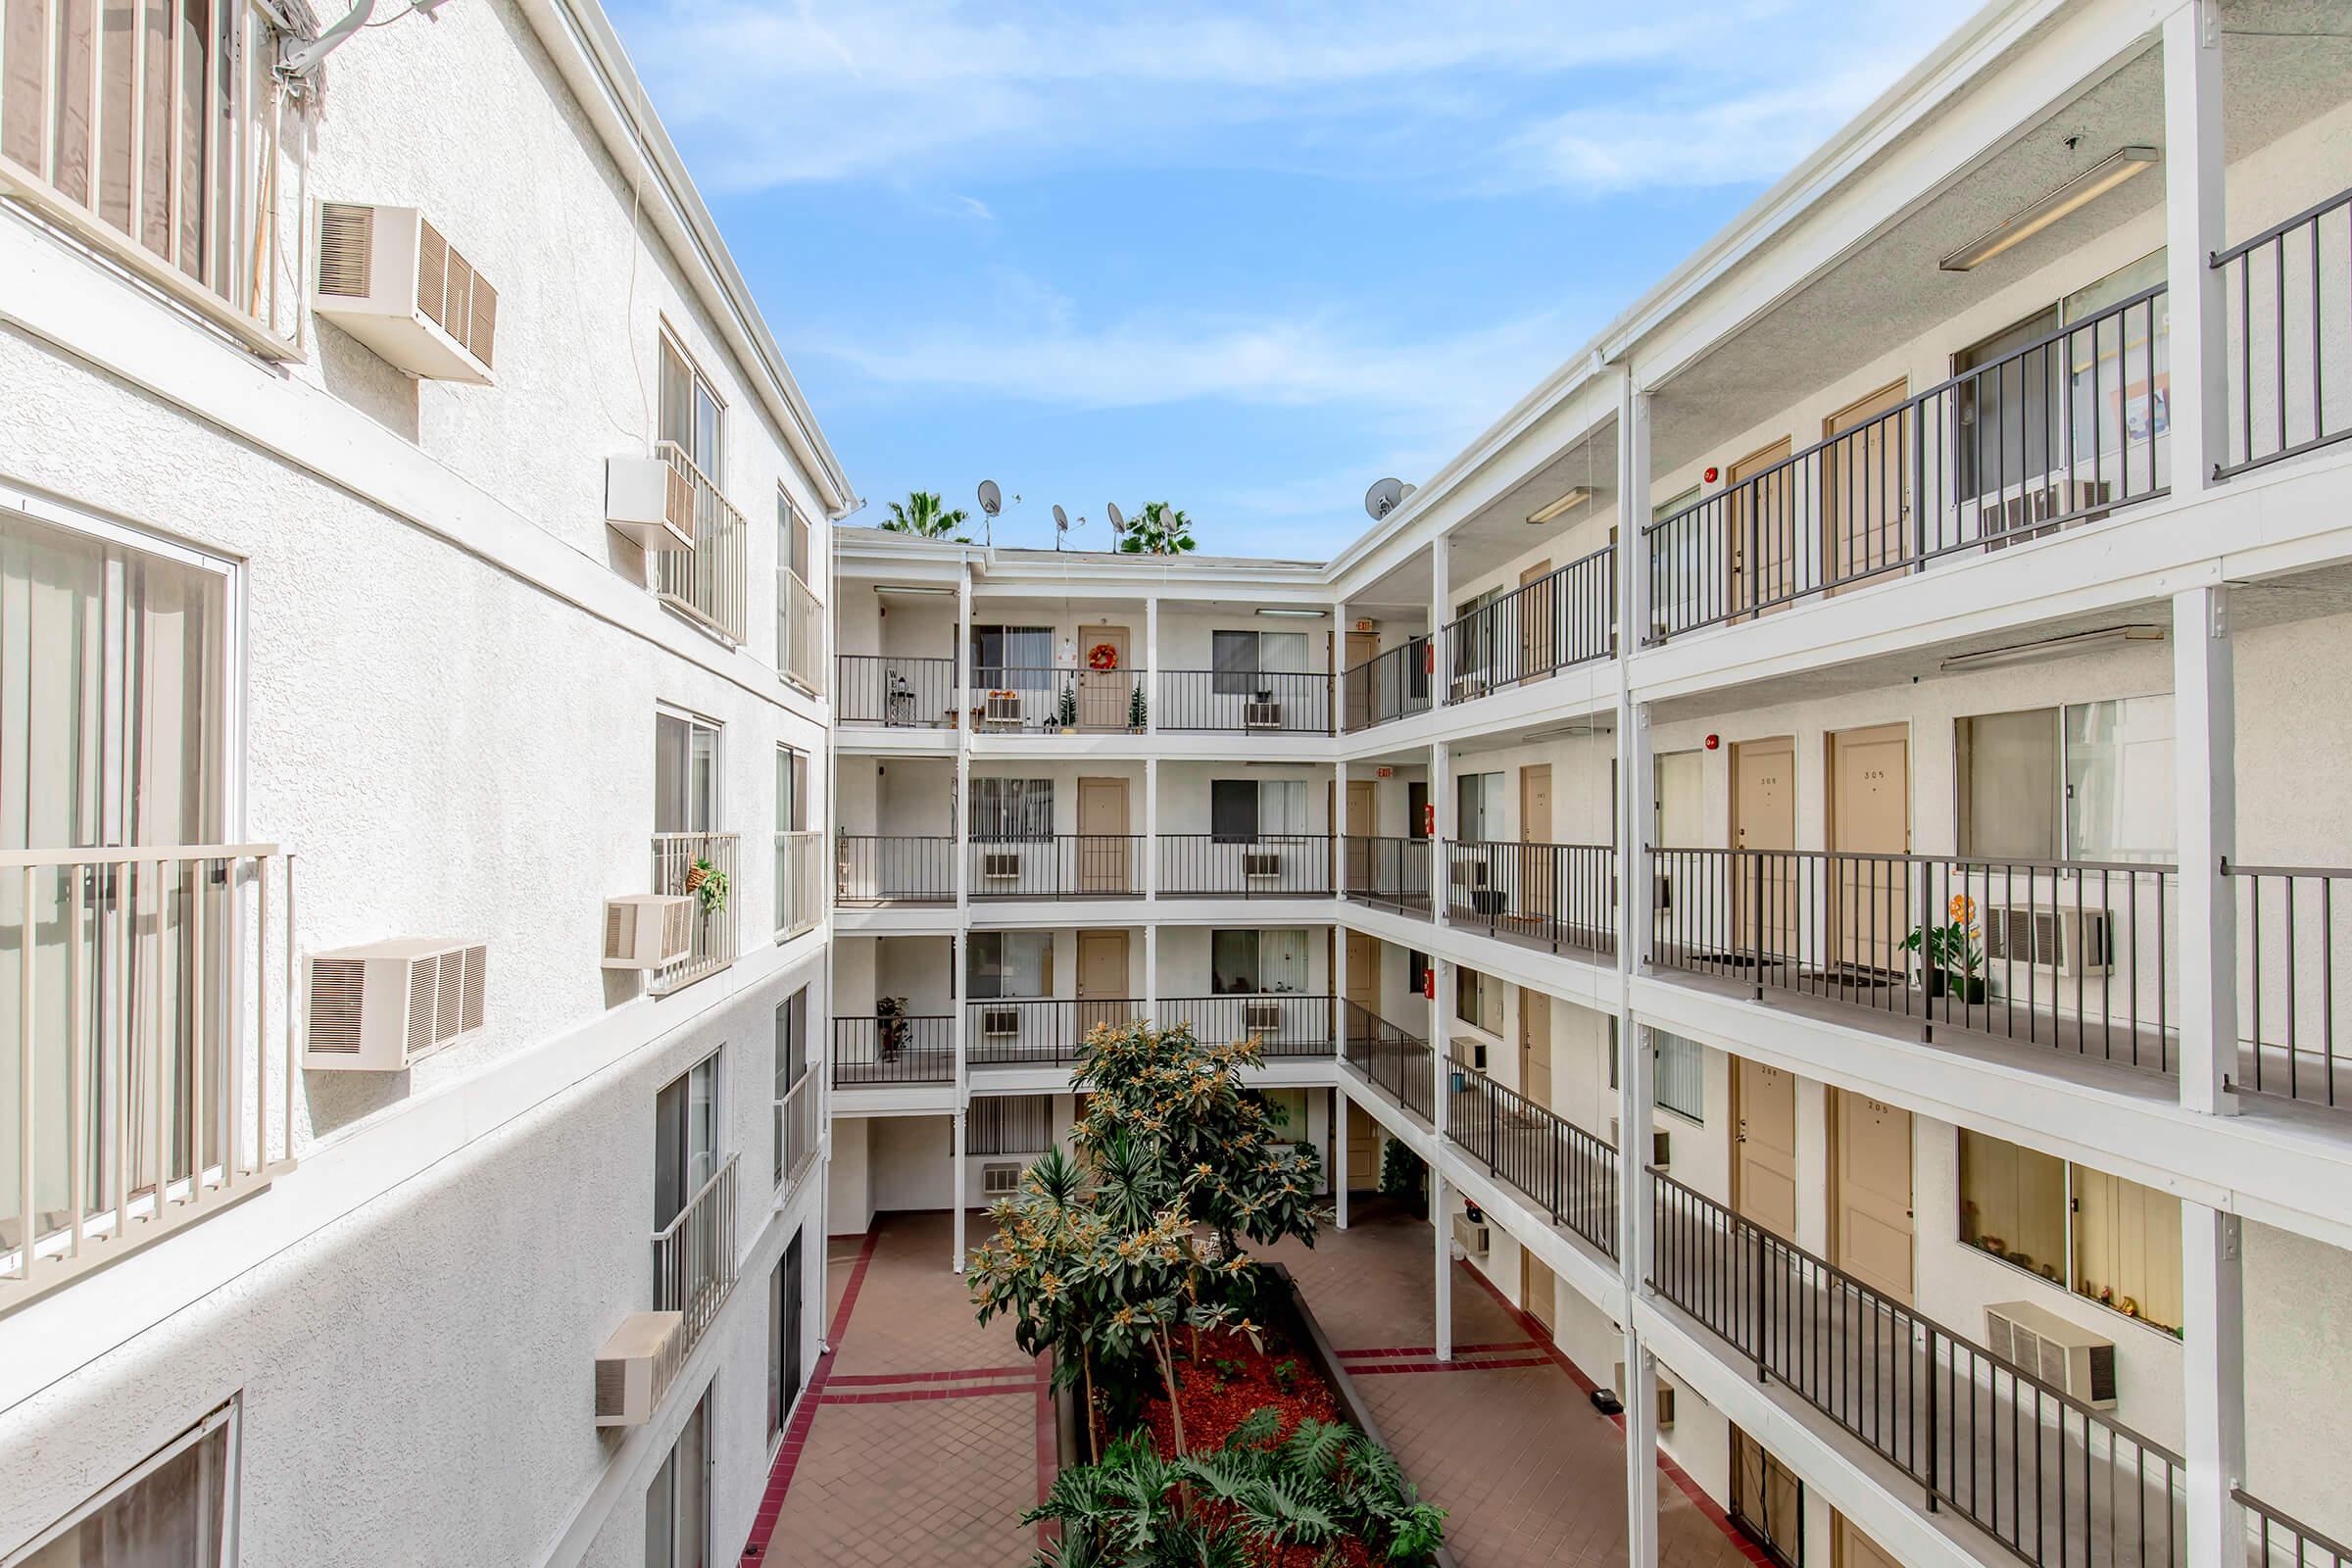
left=653, top=442, right=749, bottom=645
left=3, top=844, right=298, bottom=1309
left=651, top=833, right=738, bottom=995
left=781, top=567, right=823, bottom=695
left=775, top=829, right=823, bottom=943
left=773, top=1073, right=818, bottom=1201
left=652, top=1152, right=738, bottom=1366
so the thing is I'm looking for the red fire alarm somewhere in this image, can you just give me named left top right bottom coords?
left=1423, top=642, right=1436, bottom=674
left=1422, top=801, right=1438, bottom=837
left=1703, top=466, right=1720, bottom=483
left=1422, top=966, right=1437, bottom=1000
left=1705, top=734, right=1721, bottom=751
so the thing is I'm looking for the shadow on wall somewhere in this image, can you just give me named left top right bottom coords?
left=315, top=318, right=420, bottom=445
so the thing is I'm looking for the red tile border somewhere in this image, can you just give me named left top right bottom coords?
left=741, top=1228, right=883, bottom=1563
left=1033, top=1349, right=1059, bottom=1553
left=1336, top=1340, right=1539, bottom=1359
left=823, top=1362, right=1038, bottom=1388
left=818, top=1382, right=1048, bottom=1405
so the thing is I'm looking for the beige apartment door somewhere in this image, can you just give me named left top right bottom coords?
left=1518, top=987, right=1552, bottom=1109
left=1347, top=1101, right=1381, bottom=1191
left=1344, top=630, right=1379, bottom=728
left=1836, top=1516, right=1903, bottom=1568
left=1734, top=1057, right=1798, bottom=1242
left=1517, top=559, right=1553, bottom=681
left=1727, top=437, right=1795, bottom=621
left=1654, top=752, right=1702, bottom=848
left=1346, top=930, right=1381, bottom=1016
left=1831, top=1089, right=1915, bottom=1304
left=1828, top=723, right=1909, bottom=978
left=1519, top=764, right=1553, bottom=922
left=1732, top=1429, right=1805, bottom=1565
left=1077, top=776, right=1132, bottom=893
left=1731, top=737, right=1796, bottom=958
left=1521, top=1250, right=1557, bottom=1336
left=1346, top=778, right=1377, bottom=890
left=1077, top=624, right=1129, bottom=730
left=1076, top=930, right=1131, bottom=1038
left=1823, top=379, right=1910, bottom=594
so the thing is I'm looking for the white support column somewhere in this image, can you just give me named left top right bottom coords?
left=1144, top=921, right=1158, bottom=1012
left=1144, top=757, right=1159, bottom=899
left=1432, top=956, right=1452, bottom=1140
left=1332, top=599, right=1348, bottom=737
left=1621, top=1329, right=1661, bottom=1568
left=1333, top=1089, right=1349, bottom=1231
left=1145, top=596, right=1160, bottom=735
left=956, top=564, right=974, bottom=913
left=1432, top=743, right=1452, bottom=928
left=1430, top=537, right=1450, bottom=709
left=1335, top=758, right=1349, bottom=902
left=2181, top=1200, right=2246, bottom=1566
left=1431, top=1160, right=1453, bottom=1362
left=1616, top=375, right=1662, bottom=1330
left=953, top=928, right=968, bottom=1271
left=2175, top=583, right=2238, bottom=1114
left=951, top=1106, right=967, bottom=1272
left=2164, top=0, right=2227, bottom=492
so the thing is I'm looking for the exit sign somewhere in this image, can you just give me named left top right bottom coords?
left=1375, top=765, right=1395, bottom=779
left=1352, top=618, right=1376, bottom=633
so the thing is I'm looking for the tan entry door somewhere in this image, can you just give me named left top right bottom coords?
left=1823, top=379, right=1910, bottom=594
left=1077, top=624, right=1129, bottom=730
left=1836, top=1516, right=1903, bottom=1568
left=1517, top=559, right=1553, bottom=681
left=1344, top=631, right=1378, bottom=727
left=1346, top=930, right=1380, bottom=1017
left=1521, top=1250, right=1557, bottom=1336
left=1345, top=778, right=1376, bottom=890
left=1076, top=930, right=1130, bottom=1038
left=1731, top=737, right=1796, bottom=958
left=1346, top=1101, right=1380, bottom=1191
left=1828, top=724, right=1909, bottom=977
left=1727, top=437, right=1795, bottom=620
left=1518, top=987, right=1552, bottom=1109
left=1654, top=751, right=1702, bottom=848
left=1734, top=1057, right=1798, bottom=1241
left=1518, top=763, right=1553, bottom=923
left=1733, top=1429, right=1804, bottom=1564
left=1077, top=776, right=1131, bottom=893
left=1832, top=1090, right=1915, bottom=1304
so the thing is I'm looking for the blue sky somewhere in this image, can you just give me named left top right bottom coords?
left=608, top=1, right=1979, bottom=560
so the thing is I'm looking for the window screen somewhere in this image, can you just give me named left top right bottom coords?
left=1653, top=1030, right=1703, bottom=1123
left=972, top=626, right=1053, bottom=690
left=2065, top=696, right=2174, bottom=861
left=1210, top=779, right=1258, bottom=842
left=1956, top=709, right=2059, bottom=860
left=970, top=778, right=1054, bottom=839
left=969, top=1096, right=1055, bottom=1156
left=968, top=932, right=1052, bottom=1000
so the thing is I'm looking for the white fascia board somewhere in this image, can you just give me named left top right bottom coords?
left=512, top=0, right=857, bottom=515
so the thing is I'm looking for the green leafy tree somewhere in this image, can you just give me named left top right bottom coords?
left=1116, top=502, right=1197, bottom=556
left=883, top=490, right=971, bottom=541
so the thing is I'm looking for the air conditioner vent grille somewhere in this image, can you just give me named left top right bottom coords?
left=317, top=202, right=374, bottom=297
left=416, top=219, right=449, bottom=330
left=308, top=958, right=366, bottom=1053
left=594, top=1357, right=625, bottom=1419
left=407, top=958, right=436, bottom=1056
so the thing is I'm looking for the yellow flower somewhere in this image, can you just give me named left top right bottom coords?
left=1948, top=893, right=1977, bottom=924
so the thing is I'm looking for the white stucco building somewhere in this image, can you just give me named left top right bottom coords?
left=8, top=0, right=2352, bottom=1566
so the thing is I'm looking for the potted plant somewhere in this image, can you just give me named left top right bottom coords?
left=875, top=995, right=909, bottom=1058
left=683, top=857, right=729, bottom=916
left=1056, top=681, right=1078, bottom=731
left=1903, top=893, right=1985, bottom=1003
left=1127, top=680, right=1147, bottom=731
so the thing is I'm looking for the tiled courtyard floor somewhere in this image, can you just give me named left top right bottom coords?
left=744, top=1205, right=1761, bottom=1567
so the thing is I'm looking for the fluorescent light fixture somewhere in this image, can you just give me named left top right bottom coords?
left=1937, top=624, right=2164, bottom=673
left=1254, top=607, right=1328, bottom=618
left=1526, top=487, right=1592, bottom=525
left=1939, top=147, right=2158, bottom=271
left=874, top=583, right=956, bottom=596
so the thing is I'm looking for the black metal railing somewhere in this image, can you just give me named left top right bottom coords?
left=1443, top=544, right=1614, bottom=703
left=2215, top=183, right=2352, bottom=478
left=832, top=1014, right=956, bottom=1085
left=836, top=654, right=957, bottom=727
left=1343, top=1001, right=1432, bottom=1120
left=968, top=998, right=1141, bottom=1066
left=1445, top=1061, right=1618, bottom=1257
left=1649, top=847, right=2177, bottom=1074
left=2230, top=860, right=2350, bottom=1110
left=1156, top=994, right=1336, bottom=1057
left=2236, top=1488, right=2352, bottom=1568
left=967, top=835, right=1146, bottom=900
left=1343, top=638, right=1433, bottom=732
left=1444, top=840, right=1616, bottom=957
left=1651, top=1174, right=2184, bottom=1568
left=1157, top=834, right=1335, bottom=897
left=1155, top=669, right=1333, bottom=734
left=834, top=834, right=956, bottom=906
left=967, top=666, right=1144, bottom=733
left=1644, top=286, right=2168, bottom=640
left=1342, top=834, right=1433, bottom=915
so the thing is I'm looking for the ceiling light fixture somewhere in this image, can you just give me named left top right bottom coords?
left=1526, top=487, right=1591, bottom=525
left=1254, top=607, right=1328, bottom=618
left=1939, top=146, right=2159, bottom=271
left=1936, top=623, right=2164, bottom=673
left=874, top=583, right=956, bottom=597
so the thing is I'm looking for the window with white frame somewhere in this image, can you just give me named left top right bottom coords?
left=654, top=1052, right=720, bottom=1233
left=776, top=486, right=818, bottom=683
left=969, top=778, right=1054, bottom=839
left=969, top=1095, right=1054, bottom=1155
left=1455, top=771, right=1502, bottom=842
left=1958, top=1129, right=2181, bottom=1335
left=658, top=333, right=724, bottom=481
left=1210, top=929, right=1306, bottom=995
left=1212, top=628, right=1306, bottom=695
left=1209, top=777, right=1304, bottom=842
left=774, top=990, right=807, bottom=1090
left=767, top=1231, right=805, bottom=1443
left=1450, top=587, right=1502, bottom=676
left=971, top=625, right=1053, bottom=691
left=968, top=931, right=1052, bottom=1000
left=1652, top=1030, right=1704, bottom=1123
left=1453, top=965, right=1500, bottom=1034
left=643, top=1384, right=710, bottom=1568
left=656, top=710, right=721, bottom=836
left=1955, top=697, right=2174, bottom=863
left=6, top=1402, right=237, bottom=1567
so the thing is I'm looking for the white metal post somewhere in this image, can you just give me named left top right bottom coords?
left=1432, top=956, right=1451, bottom=1143
left=1621, top=1329, right=1661, bottom=1568
left=2181, top=1200, right=2245, bottom=1566
left=2163, top=0, right=2227, bottom=492
left=1335, top=758, right=1349, bottom=902
left=956, top=565, right=973, bottom=914
left=1432, top=743, right=1452, bottom=928
left=1144, top=757, right=1158, bottom=900
left=1145, top=595, right=1160, bottom=735
left=1333, top=1088, right=1349, bottom=1230
left=1431, top=1161, right=1452, bottom=1362
left=951, top=1106, right=967, bottom=1272
left=953, top=929, right=968, bottom=1271
left=1617, top=377, right=1662, bottom=1314
left=2175, top=583, right=2238, bottom=1115
left=1430, top=536, right=1450, bottom=710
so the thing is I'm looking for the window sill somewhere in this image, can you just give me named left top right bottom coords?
left=1956, top=1239, right=2185, bottom=1345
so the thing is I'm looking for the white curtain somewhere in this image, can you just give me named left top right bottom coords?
left=1257, top=779, right=1306, bottom=836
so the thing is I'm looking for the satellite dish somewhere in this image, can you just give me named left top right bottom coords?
left=1364, top=478, right=1407, bottom=521
left=1054, top=504, right=1069, bottom=531
left=977, top=479, right=1003, bottom=517
left=1106, top=502, right=1126, bottom=534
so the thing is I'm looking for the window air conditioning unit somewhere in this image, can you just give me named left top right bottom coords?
left=1984, top=1300, right=2117, bottom=1408
left=1450, top=1212, right=1490, bottom=1256
left=1244, top=1000, right=1283, bottom=1032
left=313, top=203, right=496, bottom=384
left=1244, top=850, right=1284, bottom=879
left=981, top=1162, right=1022, bottom=1197
left=594, top=1311, right=683, bottom=1427
left=1610, top=1119, right=1672, bottom=1169
left=604, top=455, right=696, bottom=553
left=983, top=692, right=1021, bottom=725
left=1983, top=906, right=2112, bottom=977
left=1244, top=700, right=1282, bottom=729
left=980, top=1006, right=1022, bottom=1038
left=1972, top=475, right=2113, bottom=548
left=1452, top=858, right=1491, bottom=888
left=1612, top=1362, right=1677, bottom=1430
left=305, top=937, right=488, bottom=1070
left=602, top=895, right=695, bottom=971
left=982, top=851, right=1022, bottom=880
